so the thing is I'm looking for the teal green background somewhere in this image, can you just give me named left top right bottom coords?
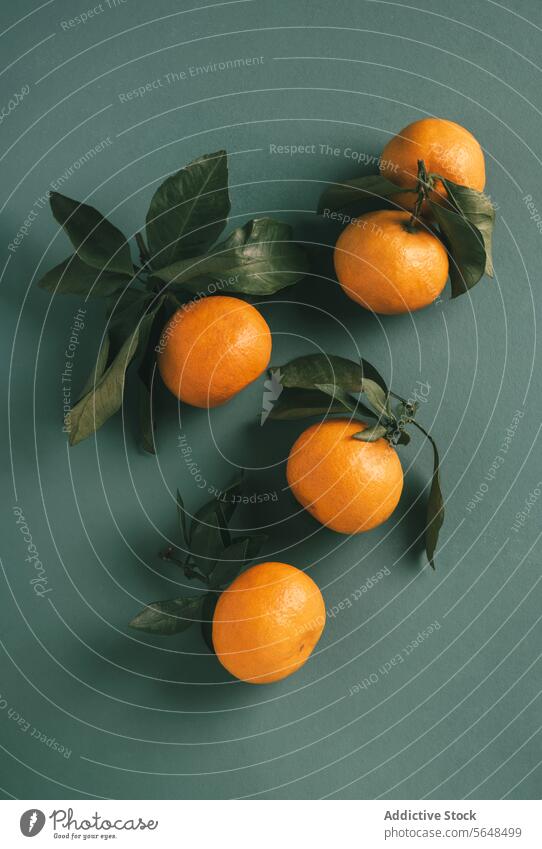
left=1, top=0, right=541, bottom=800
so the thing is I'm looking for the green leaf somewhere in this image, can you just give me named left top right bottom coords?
left=314, top=383, right=357, bottom=413
left=266, top=387, right=351, bottom=421
left=152, top=218, right=309, bottom=295
left=440, top=179, right=495, bottom=277
left=360, top=378, right=392, bottom=420
left=137, top=300, right=164, bottom=390
left=318, top=174, right=412, bottom=215
left=38, top=254, right=132, bottom=297
left=314, top=382, right=376, bottom=421
left=138, top=380, right=155, bottom=455
left=189, top=497, right=230, bottom=575
left=215, top=472, right=244, bottom=525
left=107, top=293, right=154, bottom=356
left=145, top=150, right=230, bottom=268
left=209, top=537, right=251, bottom=588
left=244, top=533, right=267, bottom=559
left=129, top=595, right=204, bottom=635
left=49, top=192, right=133, bottom=276
left=77, top=334, right=110, bottom=401
left=209, top=533, right=267, bottom=589
left=275, top=353, right=388, bottom=395
left=413, top=423, right=444, bottom=570
left=352, top=424, right=388, bottom=442
left=200, top=593, right=217, bottom=652
left=176, top=489, right=189, bottom=544
left=192, top=499, right=231, bottom=547
left=67, top=320, right=143, bottom=446
left=429, top=201, right=486, bottom=298
left=425, top=437, right=444, bottom=571
left=136, top=300, right=165, bottom=454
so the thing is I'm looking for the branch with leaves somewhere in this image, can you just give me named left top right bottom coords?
left=129, top=473, right=267, bottom=650
left=318, top=160, right=495, bottom=298
left=265, top=354, right=444, bottom=569
left=38, top=151, right=309, bottom=449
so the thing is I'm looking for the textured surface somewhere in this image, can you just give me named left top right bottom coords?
left=1, top=0, right=541, bottom=800
left=287, top=418, right=404, bottom=532
left=334, top=210, right=450, bottom=313
left=213, top=561, right=325, bottom=684
left=380, top=117, right=486, bottom=191
left=158, top=296, right=272, bottom=406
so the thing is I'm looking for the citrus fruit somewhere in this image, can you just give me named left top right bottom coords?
left=380, top=117, right=485, bottom=212
left=213, top=561, right=325, bottom=684
left=334, top=209, right=449, bottom=314
left=157, top=295, right=272, bottom=407
left=287, top=418, right=403, bottom=534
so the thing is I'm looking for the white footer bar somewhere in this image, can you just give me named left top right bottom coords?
left=2, top=799, right=540, bottom=847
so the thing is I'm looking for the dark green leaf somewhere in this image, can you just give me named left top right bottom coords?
left=200, top=593, right=217, bottom=652
left=77, top=334, right=110, bottom=401
left=50, top=192, right=133, bottom=276
left=107, top=293, right=154, bottom=356
left=314, top=383, right=357, bottom=413
left=314, top=383, right=376, bottom=421
left=429, top=201, right=486, bottom=298
left=274, top=353, right=388, bottom=395
left=440, top=179, right=495, bottom=277
left=135, top=231, right=150, bottom=265
left=245, top=533, right=267, bottom=559
left=105, top=288, right=147, bottom=321
left=129, top=595, right=204, bottom=635
left=38, top=254, right=132, bottom=297
left=189, top=497, right=230, bottom=575
left=152, top=218, right=309, bottom=295
left=192, top=499, right=230, bottom=548
left=145, top=150, right=230, bottom=267
left=424, top=436, right=444, bottom=571
left=360, top=378, right=391, bottom=420
left=352, top=424, right=388, bottom=442
left=137, top=300, right=165, bottom=389
left=136, top=300, right=166, bottom=454
left=209, top=537, right=251, bottom=589
left=266, top=387, right=350, bottom=421
left=318, top=174, right=413, bottom=215
left=413, top=423, right=444, bottom=570
left=67, top=320, right=142, bottom=446
left=138, top=380, right=155, bottom=454
left=176, top=489, right=189, bottom=544
left=215, top=471, right=244, bottom=525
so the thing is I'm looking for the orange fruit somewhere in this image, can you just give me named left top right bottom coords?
left=334, top=209, right=449, bottom=314
left=213, top=561, right=325, bottom=684
left=157, top=295, right=272, bottom=408
left=380, top=117, right=485, bottom=212
left=287, top=418, right=403, bottom=534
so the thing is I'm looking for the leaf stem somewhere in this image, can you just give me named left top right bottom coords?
left=407, top=160, right=429, bottom=231
left=159, top=547, right=209, bottom=584
left=410, top=419, right=434, bottom=448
